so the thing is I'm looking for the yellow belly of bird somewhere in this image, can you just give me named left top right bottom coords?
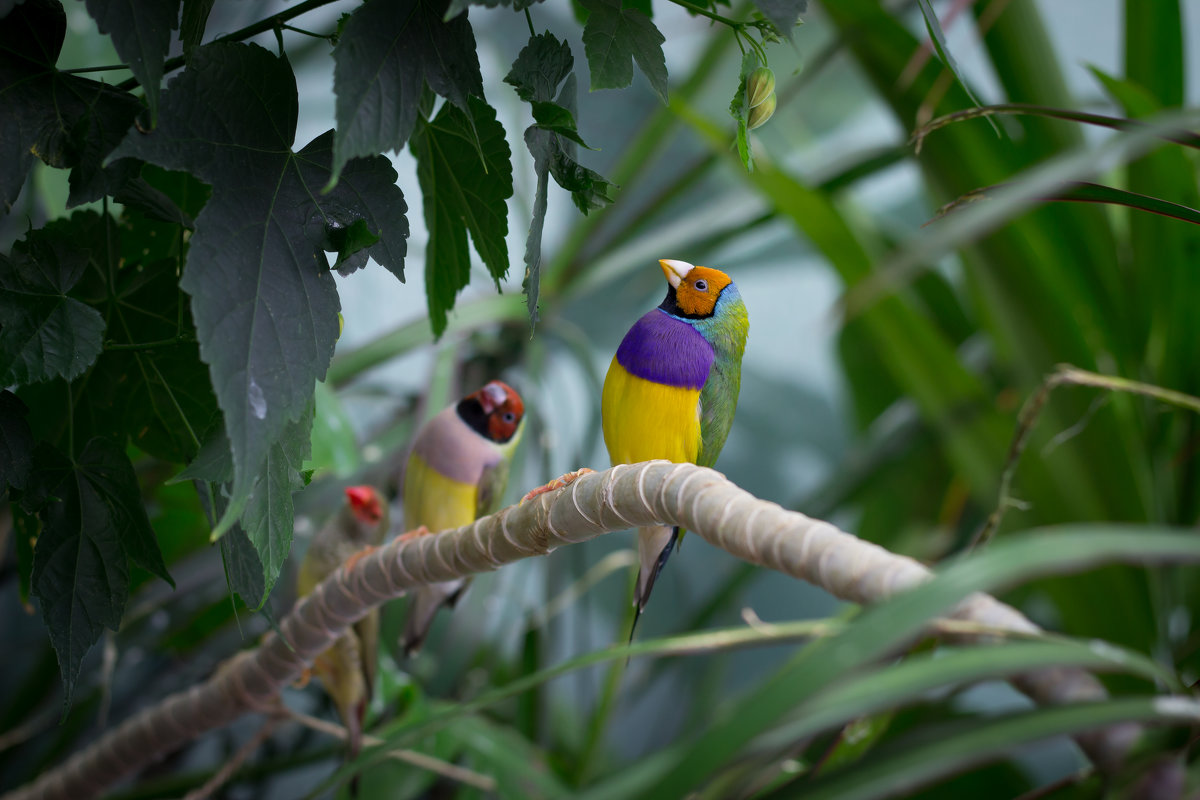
left=602, top=358, right=702, bottom=465
left=404, top=453, right=480, bottom=532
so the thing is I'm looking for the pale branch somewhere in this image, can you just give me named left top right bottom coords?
left=5, top=461, right=1137, bottom=800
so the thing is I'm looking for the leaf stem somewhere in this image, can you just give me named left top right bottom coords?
left=61, top=64, right=129, bottom=74
left=104, top=335, right=196, bottom=351
left=524, top=8, right=536, bottom=37
left=116, top=0, right=345, bottom=91
left=279, top=23, right=331, bottom=40
left=666, top=0, right=743, bottom=29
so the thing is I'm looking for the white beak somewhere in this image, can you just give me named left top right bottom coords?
left=659, top=259, right=695, bottom=289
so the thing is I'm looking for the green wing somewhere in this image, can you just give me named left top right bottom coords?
left=476, top=454, right=512, bottom=518
left=697, top=356, right=744, bottom=468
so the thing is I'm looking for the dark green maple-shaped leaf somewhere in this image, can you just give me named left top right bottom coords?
left=194, top=474, right=265, bottom=608
left=109, top=41, right=408, bottom=535
left=180, top=0, right=214, bottom=57
left=751, top=0, right=805, bottom=41
left=331, top=219, right=382, bottom=274
left=331, top=0, right=484, bottom=185
left=0, top=0, right=144, bottom=210
left=219, top=525, right=266, bottom=609
left=101, top=258, right=220, bottom=463
left=411, top=96, right=513, bottom=337
left=27, top=438, right=173, bottom=709
left=0, top=221, right=106, bottom=386
left=728, top=52, right=756, bottom=172
left=240, top=400, right=313, bottom=600
left=580, top=0, right=668, bottom=102
left=0, top=390, right=34, bottom=494
left=183, top=408, right=308, bottom=603
left=80, top=0, right=180, bottom=124
left=506, top=33, right=613, bottom=325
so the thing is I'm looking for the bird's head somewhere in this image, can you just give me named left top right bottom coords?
left=464, top=380, right=525, bottom=443
left=344, top=485, right=385, bottom=525
left=658, top=259, right=734, bottom=319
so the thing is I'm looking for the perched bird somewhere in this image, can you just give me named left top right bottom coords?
left=601, top=258, right=749, bottom=626
left=400, top=380, right=526, bottom=655
left=295, top=485, right=389, bottom=760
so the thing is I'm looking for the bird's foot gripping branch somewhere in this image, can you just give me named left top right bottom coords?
left=10, top=461, right=1188, bottom=800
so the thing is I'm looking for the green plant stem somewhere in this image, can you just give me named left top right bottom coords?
left=279, top=23, right=329, bottom=39
left=103, top=336, right=196, bottom=351
left=574, top=572, right=639, bottom=786
left=116, top=0, right=344, bottom=91
left=61, top=64, right=128, bottom=74
left=666, top=0, right=743, bottom=29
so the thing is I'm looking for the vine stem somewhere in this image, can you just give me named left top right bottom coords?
left=116, top=0, right=345, bottom=91
left=666, top=0, right=744, bottom=28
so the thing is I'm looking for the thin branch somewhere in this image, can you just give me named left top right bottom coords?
left=665, top=0, right=743, bottom=29
left=2, top=462, right=1143, bottom=800
left=971, top=364, right=1200, bottom=548
left=116, top=0, right=343, bottom=92
left=179, top=718, right=280, bottom=800
left=911, top=102, right=1200, bottom=155
left=281, top=709, right=497, bottom=792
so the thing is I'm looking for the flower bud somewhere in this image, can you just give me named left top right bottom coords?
left=747, top=92, right=776, bottom=130
left=746, top=67, right=776, bottom=109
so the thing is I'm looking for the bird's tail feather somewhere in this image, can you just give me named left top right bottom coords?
left=628, top=525, right=680, bottom=645
left=402, top=579, right=467, bottom=656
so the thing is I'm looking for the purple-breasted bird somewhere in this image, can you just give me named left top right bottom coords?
left=601, top=258, right=749, bottom=625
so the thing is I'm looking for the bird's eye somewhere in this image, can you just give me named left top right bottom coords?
left=502, top=412, right=516, bottom=424
left=694, top=279, right=708, bottom=291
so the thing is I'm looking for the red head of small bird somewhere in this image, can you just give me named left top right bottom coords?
left=344, top=485, right=384, bottom=525
left=466, top=380, right=525, bottom=443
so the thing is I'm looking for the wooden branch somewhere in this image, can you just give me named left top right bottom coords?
left=3, top=462, right=1137, bottom=800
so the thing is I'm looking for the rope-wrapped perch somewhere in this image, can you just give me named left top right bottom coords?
left=4, top=461, right=1138, bottom=799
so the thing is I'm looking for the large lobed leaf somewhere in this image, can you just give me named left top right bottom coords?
left=110, top=41, right=408, bottom=537
left=80, top=0, right=181, bottom=124
left=505, top=32, right=613, bottom=326
left=25, top=438, right=174, bottom=709
left=0, top=390, right=34, bottom=494
left=0, top=220, right=106, bottom=386
left=580, top=0, right=668, bottom=102
left=410, top=95, right=512, bottom=337
left=0, top=0, right=143, bottom=211
left=331, top=0, right=484, bottom=185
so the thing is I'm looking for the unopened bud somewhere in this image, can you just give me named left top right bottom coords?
left=746, top=67, right=776, bottom=109
left=747, top=92, right=776, bottom=130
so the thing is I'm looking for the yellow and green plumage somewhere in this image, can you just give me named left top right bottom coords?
left=602, top=258, right=749, bottom=618
left=295, top=485, right=388, bottom=762
left=401, top=380, right=525, bottom=654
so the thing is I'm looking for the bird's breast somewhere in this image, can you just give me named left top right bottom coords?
left=615, top=310, right=714, bottom=390
left=403, top=452, right=480, bottom=532
left=602, top=360, right=703, bottom=465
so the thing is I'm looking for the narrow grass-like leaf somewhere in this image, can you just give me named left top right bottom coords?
left=931, top=181, right=1200, bottom=227
left=618, top=526, right=1200, bottom=799
left=792, top=698, right=1200, bottom=800
left=914, top=0, right=987, bottom=118
left=846, top=109, right=1200, bottom=318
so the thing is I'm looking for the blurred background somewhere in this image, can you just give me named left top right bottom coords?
left=3, top=1, right=1200, bottom=797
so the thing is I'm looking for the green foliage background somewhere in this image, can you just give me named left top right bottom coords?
left=2, top=0, right=1200, bottom=797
